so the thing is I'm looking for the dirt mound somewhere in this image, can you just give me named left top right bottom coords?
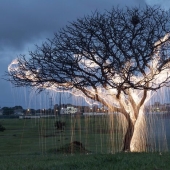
left=48, top=141, right=90, bottom=154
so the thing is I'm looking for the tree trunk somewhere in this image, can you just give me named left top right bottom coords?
left=122, top=118, right=134, bottom=151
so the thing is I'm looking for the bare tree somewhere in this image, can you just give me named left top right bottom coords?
left=7, top=6, right=170, bottom=151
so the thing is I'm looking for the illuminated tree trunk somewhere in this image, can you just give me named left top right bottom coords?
left=130, top=113, right=148, bottom=152
left=122, top=112, right=148, bottom=152
left=121, top=89, right=148, bottom=152
left=122, top=116, right=134, bottom=151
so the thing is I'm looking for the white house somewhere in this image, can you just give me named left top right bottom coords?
left=14, top=109, right=24, bottom=115
left=60, top=106, right=78, bottom=114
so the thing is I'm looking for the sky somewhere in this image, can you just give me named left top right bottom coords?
left=0, top=0, right=169, bottom=109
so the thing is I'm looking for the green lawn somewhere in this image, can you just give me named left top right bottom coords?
left=0, top=116, right=170, bottom=155
left=0, top=116, right=123, bottom=155
left=0, top=152, right=170, bottom=170
left=1, top=115, right=170, bottom=155
left=0, top=116, right=170, bottom=169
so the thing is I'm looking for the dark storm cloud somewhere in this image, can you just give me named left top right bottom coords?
left=0, top=0, right=146, bottom=51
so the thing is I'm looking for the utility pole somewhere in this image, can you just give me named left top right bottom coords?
left=49, top=97, right=52, bottom=114
left=58, top=92, right=61, bottom=115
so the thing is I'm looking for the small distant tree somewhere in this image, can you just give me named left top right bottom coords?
left=7, top=6, right=170, bottom=151
left=0, top=124, right=6, bottom=132
left=54, top=120, right=66, bottom=130
left=13, top=106, right=23, bottom=110
left=2, top=107, right=14, bottom=115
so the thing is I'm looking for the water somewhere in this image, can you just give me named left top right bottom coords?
left=146, top=113, right=170, bottom=152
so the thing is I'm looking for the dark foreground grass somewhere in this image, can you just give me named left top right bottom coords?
left=0, top=152, right=170, bottom=170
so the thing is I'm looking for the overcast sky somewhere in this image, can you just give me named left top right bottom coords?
left=0, top=0, right=169, bottom=109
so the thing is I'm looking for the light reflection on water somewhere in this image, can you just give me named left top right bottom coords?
left=146, top=113, right=170, bottom=152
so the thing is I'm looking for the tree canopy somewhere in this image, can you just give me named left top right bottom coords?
left=8, top=6, right=170, bottom=95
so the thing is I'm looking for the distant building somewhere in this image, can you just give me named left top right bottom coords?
left=14, top=108, right=24, bottom=115
left=60, top=106, right=78, bottom=114
left=145, top=102, right=170, bottom=113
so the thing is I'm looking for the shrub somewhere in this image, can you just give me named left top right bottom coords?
left=54, top=120, right=66, bottom=130
left=0, top=124, right=6, bottom=132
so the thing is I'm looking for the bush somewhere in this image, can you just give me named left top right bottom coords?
left=0, top=124, right=6, bottom=132
left=54, top=120, right=66, bottom=130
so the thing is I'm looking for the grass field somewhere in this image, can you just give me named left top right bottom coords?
left=0, top=115, right=124, bottom=155
left=0, top=152, right=170, bottom=170
left=0, top=115, right=170, bottom=169
left=1, top=115, right=170, bottom=155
